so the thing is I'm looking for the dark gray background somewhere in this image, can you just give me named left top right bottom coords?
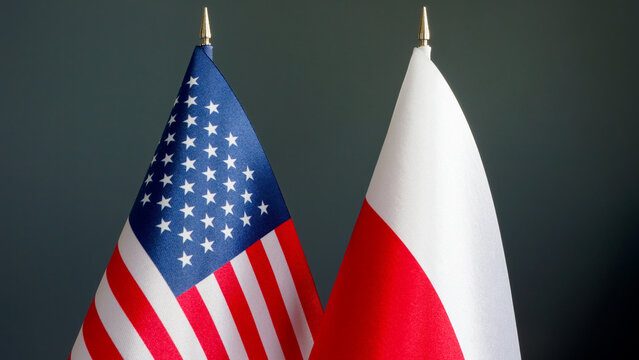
left=1, top=0, right=638, bottom=358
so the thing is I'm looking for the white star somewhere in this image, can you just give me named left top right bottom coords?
left=225, top=133, right=238, bottom=147
left=240, top=212, right=251, bottom=227
left=157, top=195, right=171, bottom=210
left=223, top=154, right=237, bottom=169
left=202, top=167, right=216, bottom=181
left=173, top=96, right=180, bottom=106
left=184, top=114, right=198, bottom=127
left=178, top=251, right=193, bottom=268
left=178, top=227, right=193, bottom=243
left=140, top=193, right=151, bottom=206
left=160, top=174, right=173, bottom=187
left=156, top=218, right=171, bottom=233
left=204, top=144, right=218, bottom=158
left=201, top=214, right=214, bottom=229
left=221, top=224, right=233, bottom=239
left=182, top=135, right=196, bottom=149
left=182, top=157, right=196, bottom=172
left=201, top=238, right=214, bottom=253
left=164, top=132, right=175, bottom=145
left=184, top=95, right=197, bottom=107
left=240, top=189, right=252, bottom=203
left=144, top=173, right=153, bottom=185
left=258, top=201, right=269, bottom=215
left=161, top=153, right=173, bottom=166
left=186, top=76, right=199, bottom=88
left=223, top=177, right=236, bottom=192
left=168, top=114, right=176, bottom=125
left=180, top=180, right=195, bottom=195
left=180, top=203, right=195, bottom=218
left=221, top=200, right=234, bottom=216
left=202, top=189, right=216, bottom=204
left=243, top=166, right=254, bottom=181
left=204, top=122, right=218, bottom=136
left=150, top=154, right=157, bottom=165
left=205, top=101, right=219, bottom=114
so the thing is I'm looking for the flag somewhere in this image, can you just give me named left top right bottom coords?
left=309, top=45, right=521, bottom=359
left=69, top=45, right=322, bottom=359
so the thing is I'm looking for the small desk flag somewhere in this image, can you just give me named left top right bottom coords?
left=309, top=46, right=521, bottom=359
left=70, top=45, right=322, bottom=360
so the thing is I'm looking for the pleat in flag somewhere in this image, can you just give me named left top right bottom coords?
left=69, top=41, right=322, bottom=359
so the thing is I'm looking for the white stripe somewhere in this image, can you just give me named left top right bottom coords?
left=69, top=326, right=91, bottom=360
left=196, top=275, right=248, bottom=360
left=231, top=252, right=286, bottom=360
left=365, top=46, right=520, bottom=359
left=262, top=232, right=314, bottom=359
left=94, top=274, right=154, bottom=360
left=71, top=326, right=91, bottom=360
left=117, top=220, right=207, bottom=360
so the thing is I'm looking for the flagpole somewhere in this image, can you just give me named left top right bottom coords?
left=418, top=6, right=429, bottom=47
left=200, top=6, right=212, bottom=45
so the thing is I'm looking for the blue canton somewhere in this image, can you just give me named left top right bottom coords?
left=129, top=46, right=290, bottom=296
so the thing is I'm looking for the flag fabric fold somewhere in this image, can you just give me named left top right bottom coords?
left=310, top=46, right=521, bottom=359
left=70, top=45, right=322, bottom=360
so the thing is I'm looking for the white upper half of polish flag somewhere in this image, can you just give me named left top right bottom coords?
left=366, top=46, right=521, bottom=360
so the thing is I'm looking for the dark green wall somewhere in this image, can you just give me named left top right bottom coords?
left=1, top=0, right=637, bottom=358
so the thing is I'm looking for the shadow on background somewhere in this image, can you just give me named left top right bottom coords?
left=564, top=210, right=639, bottom=359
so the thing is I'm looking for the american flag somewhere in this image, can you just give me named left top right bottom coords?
left=69, top=46, right=323, bottom=360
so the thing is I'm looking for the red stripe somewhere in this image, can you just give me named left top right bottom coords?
left=177, top=287, right=229, bottom=360
left=106, top=246, right=182, bottom=359
left=309, top=200, right=464, bottom=359
left=82, top=300, right=123, bottom=360
left=247, top=241, right=303, bottom=360
left=214, top=262, right=268, bottom=360
left=274, top=220, right=323, bottom=336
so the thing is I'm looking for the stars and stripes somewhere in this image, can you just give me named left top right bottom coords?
left=70, top=46, right=322, bottom=359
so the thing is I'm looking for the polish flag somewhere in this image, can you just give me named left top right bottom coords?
left=310, top=44, right=521, bottom=359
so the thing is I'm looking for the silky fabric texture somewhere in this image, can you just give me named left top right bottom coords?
left=366, top=46, right=521, bottom=359
left=309, top=201, right=464, bottom=359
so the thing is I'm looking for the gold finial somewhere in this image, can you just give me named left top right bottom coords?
left=200, top=7, right=212, bottom=46
left=418, top=6, right=430, bottom=47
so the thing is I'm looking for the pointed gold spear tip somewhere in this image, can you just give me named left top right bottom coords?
left=200, top=6, right=212, bottom=46
left=418, top=6, right=430, bottom=47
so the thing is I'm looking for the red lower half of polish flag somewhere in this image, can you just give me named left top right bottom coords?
left=310, top=201, right=464, bottom=360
